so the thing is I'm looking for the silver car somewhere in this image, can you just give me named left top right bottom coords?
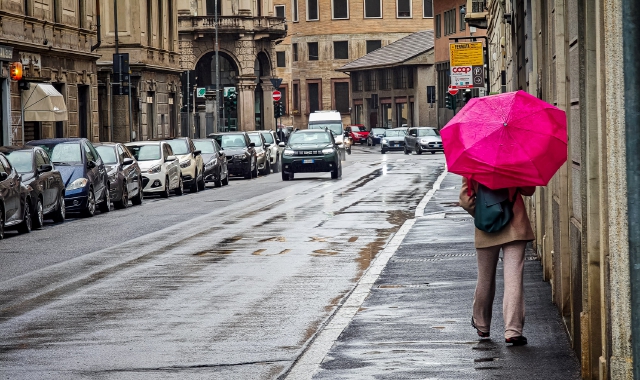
left=404, top=127, right=444, bottom=155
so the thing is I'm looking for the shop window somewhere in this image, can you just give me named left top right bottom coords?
left=334, top=41, right=349, bottom=59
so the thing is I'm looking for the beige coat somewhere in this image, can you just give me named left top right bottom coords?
left=459, top=177, right=535, bottom=249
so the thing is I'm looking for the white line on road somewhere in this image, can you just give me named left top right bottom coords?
left=282, top=165, right=449, bottom=380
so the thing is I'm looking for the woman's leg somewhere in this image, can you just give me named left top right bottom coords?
left=502, top=240, right=527, bottom=339
left=473, top=245, right=501, bottom=333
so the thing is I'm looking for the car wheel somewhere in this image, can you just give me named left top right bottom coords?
left=244, top=163, right=252, bottom=179
left=404, top=146, right=410, bottom=155
left=18, top=200, right=32, bottom=234
left=222, top=170, right=229, bottom=186
left=33, top=197, right=44, bottom=229
left=161, top=177, right=170, bottom=198
left=416, top=144, right=423, bottom=155
left=381, top=149, right=386, bottom=154
left=131, top=178, right=143, bottom=206
left=331, top=166, right=340, bottom=179
left=115, top=183, right=129, bottom=209
left=282, top=171, right=294, bottom=181
left=0, top=207, right=4, bottom=239
left=190, top=171, right=199, bottom=193
left=214, top=170, right=223, bottom=188
left=98, top=185, right=111, bottom=213
left=272, top=156, right=280, bottom=173
left=260, top=159, right=270, bottom=176
left=175, top=176, right=184, bottom=196
left=198, top=171, right=206, bottom=191
left=83, top=189, right=96, bottom=217
left=52, top=192, right=66, bottom=222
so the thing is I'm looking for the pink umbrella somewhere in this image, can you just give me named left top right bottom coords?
left=441, top=90, right=567, bottom=189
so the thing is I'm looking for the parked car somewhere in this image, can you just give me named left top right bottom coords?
left=209, top=132, right=258, bottom=179
left=280, top=129, right=342, bottom=180
left=94, top=143, right=144, bottom=209
left=380, top=129, right=407, bottom=154
left=247, top=132, right=271, bottom=176
left=0, top=152, right=34, bottom=237
left=27, top=138, right=110, bottom=217
left=404, top=127, right=444, bottom=155
left=366, top=128, right=386, bottom=146
left=193, top=139, right=229, bottom=187
left=125, top=141, right=183, bottom=197
left=258, top=130, right=281, bottom=173
left=1, top=146, right=65, bottom=228
left=345, top=124, right=369, bottom=144
left=163, top=137, right=205, bottom=193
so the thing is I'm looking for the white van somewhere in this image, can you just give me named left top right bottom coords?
left=308, top=111, right=347, bottom=159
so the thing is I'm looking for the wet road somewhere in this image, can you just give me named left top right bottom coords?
left=0, top=145, right=445, bottom=379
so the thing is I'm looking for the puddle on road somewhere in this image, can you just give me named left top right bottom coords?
left=278, top=249, right=291, bottom=255
left=220, top=236, right=243, bottom=244
left=252, top=249, right=267, bottom=256
left=193, top=249, right=235, bottom=256
left=348, top=236, right=359, bottom=243
left=260, top=236, right=286, bottom=243
left=312, top=249, right=339, bottom=256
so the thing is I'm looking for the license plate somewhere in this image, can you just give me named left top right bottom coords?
left=302, top=159, right=315, bottom=164
left=390, top=143, right=395, bottom=146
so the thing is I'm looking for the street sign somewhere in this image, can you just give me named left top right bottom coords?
left=472, top=66, right=485, bottom=88
left=448, top=86, right=459, bottom=96
left=450, top=66, right=473, bottom=89
left=196, top=87, right=206, bottom=98
left=223, top=87, right=236, bottom=97
left=449, top=42, right=484, bottom=67
left=272, top=90, right=282, bottom=101
left=270, top=78, right=283, bottom=89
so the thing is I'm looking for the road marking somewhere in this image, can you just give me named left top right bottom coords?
left=281, top=164, right=448, bottom=380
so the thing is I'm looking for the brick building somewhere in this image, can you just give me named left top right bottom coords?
left=273, top=0, right=434, bottom=129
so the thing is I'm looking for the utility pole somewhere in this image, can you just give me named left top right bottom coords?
left=214, top=0, right=220, bottom=133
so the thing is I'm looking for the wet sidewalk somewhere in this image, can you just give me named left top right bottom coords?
left=311, top=172, right=581, bottom=379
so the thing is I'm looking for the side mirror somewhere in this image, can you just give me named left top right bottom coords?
left=38, top=164, right=53, bottom=173
left=278, top=142, right=286, bottom=148
left=264, top=143, right=271, bottom=148
left=193, top=150, right=201, bottom=156
left=122, top=158, right=134, bottom=166
left=166, top=155, right=177, bottom=162
left=87, top=160, right=96, bottom=169
left=249, top=142, right=256, bottom=148
left=0, top=172, right=8, bottom=181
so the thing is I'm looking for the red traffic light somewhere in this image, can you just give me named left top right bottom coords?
left=9, top=62, right=23, bottom=81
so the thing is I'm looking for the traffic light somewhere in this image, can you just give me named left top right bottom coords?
left=463, top=89, right=472, bottom=103
left=224, top=88, right=237, bottom=114
left=9, top=62, right=23, bottom=81
left=274, top=101, right=281, bottom=118
left=445, top=94, right=454, bottom=110
left=278, top=101, right=284, bottom=117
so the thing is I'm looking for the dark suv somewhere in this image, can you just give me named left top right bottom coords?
left=209, top=132, right=258, bottom=179
left=280, top=129, right=342, bottom=180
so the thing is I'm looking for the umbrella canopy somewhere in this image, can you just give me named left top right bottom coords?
left=441, top=90, right=567, bottom=189
left=22, top=83, right=68, bottom=122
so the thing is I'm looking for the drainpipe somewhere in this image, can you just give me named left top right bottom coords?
left=623, top=0, right=640, bottom=377
left=91, top=0, right=101, bottom=51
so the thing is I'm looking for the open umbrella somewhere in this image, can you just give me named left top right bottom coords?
left=441, top=90, right=567, bottom=189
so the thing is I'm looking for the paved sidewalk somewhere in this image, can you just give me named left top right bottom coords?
left=312, top=172, right=581, bottom=379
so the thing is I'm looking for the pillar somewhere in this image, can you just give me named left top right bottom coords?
left=237, top=76, right=256, bottom=131
left=261, top=80, right=275, bottom=131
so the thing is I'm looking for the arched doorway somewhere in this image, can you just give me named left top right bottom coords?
left=254, top=52, right=271, bottom=130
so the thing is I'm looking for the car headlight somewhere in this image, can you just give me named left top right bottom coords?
left=420, top=138, right=430, bottom=144
left=322, top=148, right=335, bottom=154
left=233, top=154, right=245, bottom=160
left=66, top=177, right=88, bottom=190
left=283, top=149, right=294, bottom=156
left=205, top=158, right=216, bottom=168
left=382, top=139, right=388, bottom=144
left=180, top=160, right=191, bottom=168
left=148, top=164, right=162, bottom=174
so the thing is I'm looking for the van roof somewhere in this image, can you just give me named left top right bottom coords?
left=308, top=110, right=342, bottom=122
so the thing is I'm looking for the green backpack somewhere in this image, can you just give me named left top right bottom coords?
left=474, top=183, right=517, bottom=233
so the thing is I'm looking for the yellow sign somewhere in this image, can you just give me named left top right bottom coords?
left=449, top=42, right=484, bottom=67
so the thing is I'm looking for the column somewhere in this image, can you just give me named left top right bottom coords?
left=261, top=80, right=274, bottom=131
left=237, top=76, right=256, bottom=131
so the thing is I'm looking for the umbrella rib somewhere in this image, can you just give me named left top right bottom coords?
left=502, top=123, right=548, bottom=184
left=504, top=92, right=518, bottom=124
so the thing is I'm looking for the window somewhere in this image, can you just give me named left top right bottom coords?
left=334, top=41, right=349, bottom=59
left=334, top=82, right=350, bottom=114
left=444, top=9, right=456, bottom=35
left=354, top=104, right=363, bottom=124
left=366, top=40, right=381, bottom=53
left=380, top=69, right=392, bottom=90
left=460, top=6, right=466, bottom=30
left=364, top=71, right=377, bottom=91
left=435, top=14, right=441, bottom=38
left=308, top=82, right=320, bottom=113
left=293, top=0, right=299, bottom=21
left=293, top=82, right=300, bottom=111
left=408, top=67, right=414, bottom=88
left=396, top=103, right=407, bottom=127
left=333, top=0, right=349, bottom=19
left=394, top=67, right=407, bottom=89
left=293, top=43, right=298, bottom=61
left=381, top=103, right=392, bottom=128
left=307, top=0, right=319, bottom=20
left=277, top=52, right=286, bottom=67
left=207, top=0, right=221, bottom=15
left=364, top=0, right=381, bottom=18
left=275, top=5, right=285, bottom=18
left=308, top=42, right=319, bottom=60
left=397, top=0, right=411, bottom=18
left=423, top=0, right=432, bottom=17
left=352, top=72, right=363, bottom=92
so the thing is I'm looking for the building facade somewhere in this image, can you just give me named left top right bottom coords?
left=0, top=0, right=100, bottom=146
left=274, top=0, right=434, bottom=129
left=178, top=0, right=286, bottom=134
left=96, top=0, right=183, bottom=143
left=466, top=0, right=631, bottom=379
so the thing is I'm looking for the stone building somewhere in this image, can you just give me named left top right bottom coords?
left=337, top=30, right=436, bottom=130
left=178, top=0, right=287, bottom=133
left=96, top=0, right=183, bottom=143
left=273, top=0, right=434, bottom=129
left=0, top=0, right=100, bottom=146
left=466, top=0, right=631, bottom=378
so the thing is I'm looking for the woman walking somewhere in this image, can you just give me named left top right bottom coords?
left=459, top=177, right=535, bottom=346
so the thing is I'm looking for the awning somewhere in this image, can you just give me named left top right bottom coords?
left=22, top=83, right=68, bottom=122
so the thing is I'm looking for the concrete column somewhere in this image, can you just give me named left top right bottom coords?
left=238, top=0, right=251, bottom=15
left=113, top=95, right=130, bottom=142
left=237, top=77, right=256, bottom=131
left=261, top=81, right=275, bottom=131
left=197, top=105, right=206, bottom=138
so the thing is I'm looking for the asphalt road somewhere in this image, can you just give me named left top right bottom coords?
left=0, top=145, right=445, bottom=379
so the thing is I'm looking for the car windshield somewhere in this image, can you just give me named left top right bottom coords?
left=213, top=134, right=247, bottom=148
left=261, top=132, right=274, bottom=144
left=5, top=151, right=33, bottom=173
left=36, top=142, right=83, bottom=164
left=418, top=128, right=439, bottom=137
left=385, top=130, right=405, bottom=137
left=289, top=132, right=331, bottom=144
left=166, top=140, right=189, bottom=155
left=371, top=128, right=385, bottom=135
left=309, top=123, right=342, bottom=136
left=193, top=140, right=215, bottom=154
left=95, top=146, right=118, bottom=164
left=248, top=134, right=263, bottom=146
left=351, top=126, right=365, bottom=132
left=128, top=145, right=161, bottom=161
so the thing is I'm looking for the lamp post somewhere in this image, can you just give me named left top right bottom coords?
left=214, top=0, right=220, bottom=133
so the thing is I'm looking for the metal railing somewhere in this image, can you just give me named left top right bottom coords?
left=178, top=15, right=286, bottom=34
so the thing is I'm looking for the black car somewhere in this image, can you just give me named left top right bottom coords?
left=193, top=139, right=229, bottom=187
left=0, top=152, right=33, bottom=238
left=1, top=146, right=66, bottom=228
left=208, top=132, right=258, bottom=179
left=280, top=129, right=342, bottom=180
left=27, top=138, right=110, bottom=217
left=95, top=143, right=144, bottom=209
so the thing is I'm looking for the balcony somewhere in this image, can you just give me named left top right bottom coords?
left=464, top=0, right=488, bottom=29
left=178, top=15, right=287, bottom=38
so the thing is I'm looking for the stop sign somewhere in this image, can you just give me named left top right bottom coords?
left=272, top=90, right=282, bottom=101
left=448, top=86, right=459, bottom=96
